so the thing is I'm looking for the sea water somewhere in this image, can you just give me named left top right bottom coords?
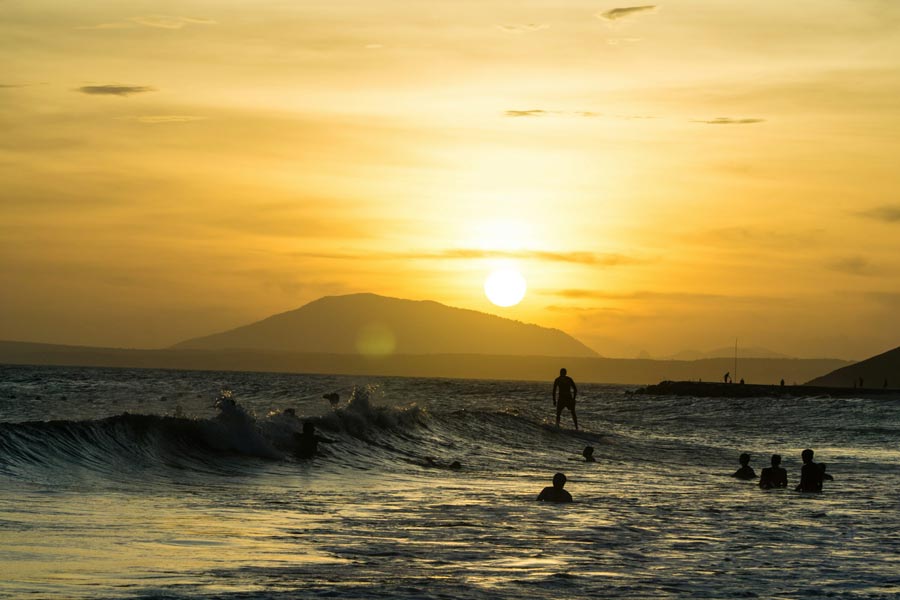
left=1, top=364, right=899, bottom=599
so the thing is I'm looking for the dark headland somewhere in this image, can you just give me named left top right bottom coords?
left=633, top=380, right=900, bottom=398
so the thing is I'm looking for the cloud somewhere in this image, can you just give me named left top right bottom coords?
left=505, top=109, right=547, bottom=118
left=131, top=16, right=217, bottom=29
left=857, top=204, right=900, bottom=223
left=293, top=248, right=640, bottom=266
left=504, top=109, right=601, bottom=118
left=597, top=5, right=657, bottom=21
left=123, top=115, right=207, bottom=124
left=827, top=256, right=877, bottom=276
left=78, top=16, right=216, bottom=30
left=497, top=23, right=549, bottom=34
left=694, top=117, right=765, bottom=125
left=548, top=289, right=783, bottom=303
left=606, top=37, right=642, bottom=45
left=76, top=85, right=155, bottom=96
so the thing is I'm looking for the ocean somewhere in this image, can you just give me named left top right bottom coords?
left=1, top=364, right=899, bottom=599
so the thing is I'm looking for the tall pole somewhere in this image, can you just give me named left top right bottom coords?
left=734, top=338, right=738, bottom=383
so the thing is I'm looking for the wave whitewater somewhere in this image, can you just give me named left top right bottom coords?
left=0, top=386, right=603, bottom=483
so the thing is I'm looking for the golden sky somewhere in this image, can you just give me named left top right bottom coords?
left=2, top=1, right=899, bottom=359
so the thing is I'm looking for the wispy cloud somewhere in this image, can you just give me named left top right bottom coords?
left=827, top=256, right=878, bottom=276
left=597, top=5, right=657, bottom=21
left=606, top=37, right=642, bottom=45
left=122, top=115, right=207, bottom=124
left=548, top=289, right=783, bottom=303
left=78, top=16, right=216, bottom=30
left=76, top=85, right=155, bottom=96
left=294, top=248, right=640, bottom=266
left=857, top=204, right=900, bottom=223
left=505, top=109, right=547, bottom=118
left=504, top=109, right=600, bottom=118
left=694, top=117, right=765, bottom=125
left=131, top=16, right=216, bottom=29
left=496, top=23, right=549, bottom=34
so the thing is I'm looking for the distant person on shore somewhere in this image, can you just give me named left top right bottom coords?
left=796, top=448, right=824, bottom=492
left=759, top=454, right=788, bottom=489
left=732, top=453, right=756, bottom=480
left=294, top=421, right=334, bottom=459
left=739, top=378, right=745, bottom=385
left=780, top=379, right=785, bottom=387
left=724, top=372, right=731, bottom=384
left=553, top=368, right=579, bottom=430
left=537, top=472, right=573, bottom=503
left=582, top=446, right=596, bottom=462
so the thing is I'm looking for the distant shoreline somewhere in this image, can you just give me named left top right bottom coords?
left=632, top=380, right=899, bottom=398
left=0, top=340, right=850, bottom=386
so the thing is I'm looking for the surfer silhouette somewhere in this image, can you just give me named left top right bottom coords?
left=537, top=472, right=573, bottom=503
left=294, top=421, right=334, bottom=459
left=796, top=448, right=824, bottom=492
left=732, top=453, right=756, bottom=480
left=759, top=454, right=788, bottom=489
left=553, top=368, right=578, bottom=430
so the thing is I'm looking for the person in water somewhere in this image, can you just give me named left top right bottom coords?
left=732, top=453, right=756, bottom=480
left=537, top=472, right=573, bottom=503
left=294, top=421, right=334, bottom=459
left=582, top=446, right=596, bottom=462
left=553, top=368, right=579, bottom=430
left=759, top=454, right=788, bottom=489
left=796, top=448, right=824, bottom=492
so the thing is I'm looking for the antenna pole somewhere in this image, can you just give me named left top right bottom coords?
left=734, top=338, right=738, bottom=382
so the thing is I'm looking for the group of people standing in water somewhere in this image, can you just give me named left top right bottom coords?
left=733, top=448, right=833, bottom=492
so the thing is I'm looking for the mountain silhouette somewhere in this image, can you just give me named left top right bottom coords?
left=172, top=293, right=599, bottom=357
left=806, top=345, right=900, bottom=388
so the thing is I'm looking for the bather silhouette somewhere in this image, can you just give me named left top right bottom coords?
left=796, top=448, right=824, bottom=492
left=759, top=454, right=788, bottom=489
left=294, top=421, right=334, bottom=459
left=732, top=452, right=756, bottom=480
left=538, top=472, right=573, bottom=503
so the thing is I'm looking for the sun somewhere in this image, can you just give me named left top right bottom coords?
left=484, top=268, right=527, bottom=307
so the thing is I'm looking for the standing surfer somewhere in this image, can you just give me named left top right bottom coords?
left=553, top=368, right=578, bottom=430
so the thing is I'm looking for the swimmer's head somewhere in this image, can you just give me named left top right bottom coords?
left=739, top=453, right=751, bottom=466
left=582, top=446, right=594, bottom=459
left=552, top=472, right=567, bottom=489
left=770, top=454, right=781, bottom=467
left=560, top=368, right=567, bottom=376
left=801, top=448, right=814, bottom=463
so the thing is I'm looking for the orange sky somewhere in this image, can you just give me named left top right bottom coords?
left=2, top=1, right=900, bottom=359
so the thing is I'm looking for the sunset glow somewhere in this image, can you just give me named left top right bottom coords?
left=1, top=1, right=899, bottom=359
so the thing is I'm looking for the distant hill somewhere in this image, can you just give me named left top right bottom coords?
left=0, top=341, right=848, bottom=385
left=665, top=346, right=791, bottom=360
left=172, top=293, right=599, bottom=358
left=806, top=345, right=900, bottom=388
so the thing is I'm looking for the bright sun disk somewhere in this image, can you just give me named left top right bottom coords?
left=484, top=268, right=527, bottom=307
